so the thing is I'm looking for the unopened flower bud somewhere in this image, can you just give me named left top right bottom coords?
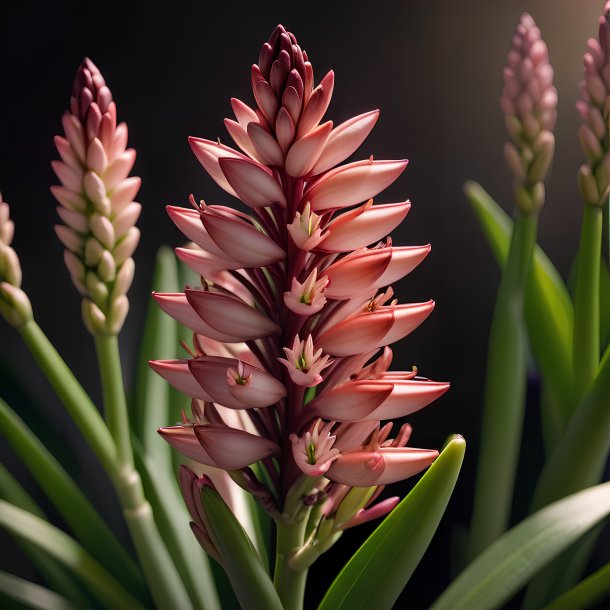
left=0, top=282, right=33, bottom=327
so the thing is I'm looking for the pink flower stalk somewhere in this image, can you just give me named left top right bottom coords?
left=154, top=24, right=448, bottom=560
left=577, top=1, right=610, bottom=207
left=500, top=13, right=557, bottom=215
left=0, top=195, right=32, bottom=327
left=51, top=58, right=141, bottom=334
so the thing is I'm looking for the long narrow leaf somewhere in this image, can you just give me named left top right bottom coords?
left=0, top=571, right=79, bottom=610
left=0, top=465, right=91, bottom=608
left=465, top=181, right=574, bottom=433
left=430, top=480, right=610, bottom=610
left=0, top=501, right=146, bottom=610
left=0, top=397, right=145, bottom=598
left=318, top=435, right=466, bottom=610
left=201, top=485, right=283, bottom=610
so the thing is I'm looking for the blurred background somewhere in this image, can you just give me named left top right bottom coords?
left=0, top=0, right=607, bottom=607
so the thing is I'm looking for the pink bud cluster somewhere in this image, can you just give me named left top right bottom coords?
left=577, top=1, right=610, bottom=207
left=52, top=59, right=141, bottom=335
left=0, top=195, right=32, bottom=327
left=153, top=25, right=448, bottom=560
left=500, top=13, right=557, bottom=215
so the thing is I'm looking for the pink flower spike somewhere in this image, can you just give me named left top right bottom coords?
left=309, top=380, right=393, bottom=421
left=279, top=334, right=333, bottom=387
left=149, top=359, right=213, bottom=401
left=201, top=207, right=285, bottom=267
left=324, top=247, right=392, bottom=300
left=283, top=268, right=329, bottom=315
left=290, top=419, right=340, bottom=477
left=185, top=289, right=280, bottom=340
left=219, top=157, right=287, bottom=208
left=188, top=137, right=247, bottom=197
left=194, top=425, right=280, bottom=469
left=305, top=159, right=408, bottom=212
left=158, top=426, right=218, bottom=466
left=287, top=202, right=328, bottom=251
left=319, top=201, right=411, bottom=252
left=285, top=121, right=333, bottom=177
left=311, top=110, right=380, bottom=175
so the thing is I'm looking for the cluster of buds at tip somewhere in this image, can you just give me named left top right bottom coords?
left=577, top=1, right=610, bottom=207
left=0, top=195, right=32, bottom=327
left=153, top=24, right=449, bottom=566
left=501, top=13, right=557, bottom=215
left=52, top=58, right=141, bottom=335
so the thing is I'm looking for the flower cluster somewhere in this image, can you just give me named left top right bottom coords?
left=52, top=59, right=141, bottom=335
left=500, top=12, right=557, bottom=215
left=577, top=0, right=610, bottom=207
left=153, top=25, right=449, bottom=562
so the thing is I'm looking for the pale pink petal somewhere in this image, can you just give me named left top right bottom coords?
left=247, top=123, right=284, bottom=166
left=149, top=359, right=214, bottom=401
left=195, top=425, right=280, bottom=469
left=175, top=247, right=242, bottom=276
left=158, top=426, right=218, bottom=466
left=297, top=71, right=334, bottom=137
left=285, top=121, right=332, bottom=177
left=373, top=245, right=431, bottom=288
left=224, top=119, right=261, bottom=161
left=305, top=159, right=408, bottom=212
left=167, top=204, right=232, bottom=255
left=320, top=200, right=410, bottom=252
left=312, top=110, right=380, bottom=175
left=378, top=301, right=435, bottom=346
left=188, top=357, right=249, bottom=409
left=185, top=289, right=280, bottom=340
left=110, top=176, right=141, bottom=213
left=341, top=497, right=400, bottom=529
left=219, top=157, right=287, bottom=208
left=368, top=379, right=450, bottom=420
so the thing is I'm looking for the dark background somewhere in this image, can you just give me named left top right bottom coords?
left=0, top=1, right=607, bottom=608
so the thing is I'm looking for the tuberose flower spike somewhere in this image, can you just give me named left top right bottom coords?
left=52, top=58, right=141, bottom=335
left=154, top=24, right=449, bottom=564
left=577, top=1, right=610, bottom=207
left=501, top=13, right=557, bottom=215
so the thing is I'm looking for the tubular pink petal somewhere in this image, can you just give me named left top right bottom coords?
left=285, top=121, right=333, bottom=177
left=320, top=201, right=411, bottom=252
left=297, top=71, right=334, bottom=137
left=188, top=358, right=249, bottom=409
left=219, top=157, right=287, bottom=208
left=312, top=110, right=380, bottom=175
left=152, top=292, right=243, bottom=341
left=149, top=359, right=213, bottom=401
left=342, top=497, right=400, bottom=529
left=247, top=122, right=285, bottom=167
left=224, top=119, right=260, bottom=161
left=102, top=149, right=136, bottom=190
left=50, top=186, right=87, bottom=213
left=175, top=246, right=241, bottom=275
left=185, top=289, right=280, bottom=340
left=167, top=206, right=229, bottom=257
left=113, top=202, right=142, bottom=237
left=194, top=425, right=280, bottom=469
left=378, top=300, right=435, bottom=346
left=368, top=379, right=450, bottom=420
left=252, top=74, right=279, bottom=124
left=201, top=210, right=285, bottom=267
left=188, top=137, right=247, bottom=197
left=309, top=381, right=393, bottom=421
left=276, top=107, right=296, bottom=153
left=158, top=426, right=218, bottom=466
left=54, top=135, right=81, bottom=170
left=52, top=161, right=83, bottom=192
left=305, top=159, right=408, bottom=212
left=373, top=245, right=431, bottom=287
left=315, top=309, right=394, bottom=357
left=109, top=176, right=141, bottom=212
left=56, top=206, right=88, bottom=233
left=227, top=365, right=287, bottom=407
left=324, top=248, right=392, bottom=300
left=231, top=97, right=260, bottom=126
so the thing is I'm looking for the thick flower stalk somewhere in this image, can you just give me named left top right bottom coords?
left=51, top=58, right=141, bottom=336
left=469, top=13, right=557, bottom=560
left=501, top=12, right=557, bottom=215
left=0, top=195, right=32, bottom=327
left=153, top=25, right=448, bottom=608
left=572, top=1, right=610, bottom=400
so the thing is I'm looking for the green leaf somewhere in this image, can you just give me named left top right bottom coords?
left=464, top=181, right=574, bottom=433
left=0, top=501, right=146, bottom=610
left=135, top=445, right=221, bottom=610
left=0, top=397, right=145, bottom=599
left=318, top=435, right=466, bottom=610
left=541, top=550, right=610, bottom=610
left=201, top=485, right=283, bottom=610
left=133, top=246, right=179, bottom=457
left=0, top=571, right=79, bottom=610
left=430, top=480, right=610, bottom=610
left=0, top=465, right=92, bottom=608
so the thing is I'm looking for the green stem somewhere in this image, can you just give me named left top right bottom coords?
left=94, top=334, right=134, bottom=469
left=273, top=519, right=309, bottom=610
left=18, top=320, right=117, bottom=474
left=573, top=204, right=603, bottom=403
left=468, top=212, right=538, bottom=559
